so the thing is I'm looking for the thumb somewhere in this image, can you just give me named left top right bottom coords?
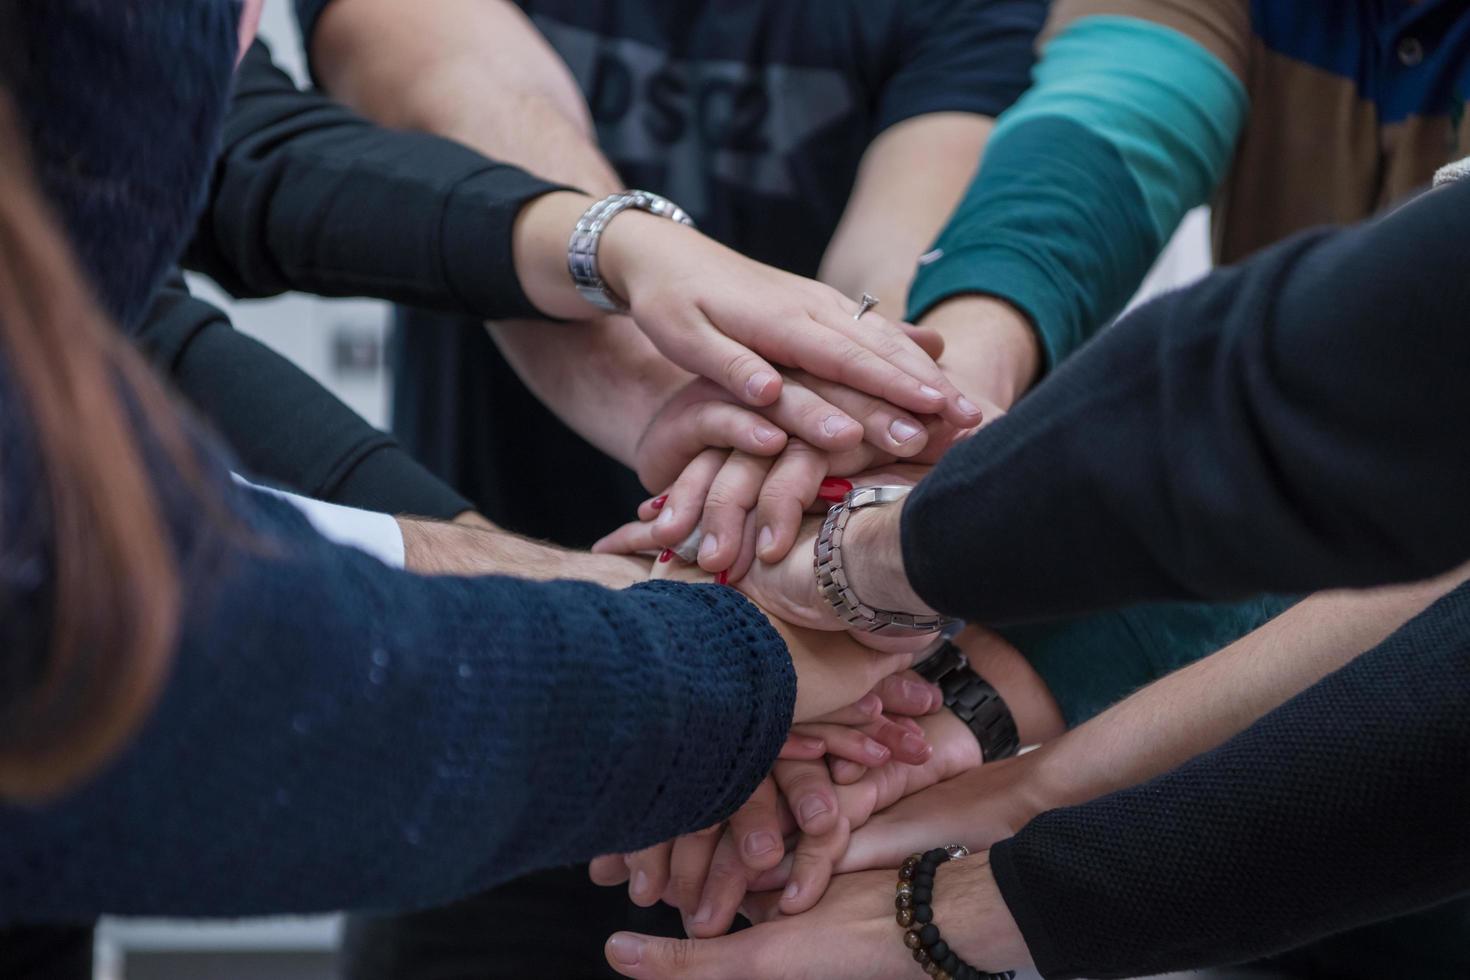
left=605, top=931, right=747, bottom=980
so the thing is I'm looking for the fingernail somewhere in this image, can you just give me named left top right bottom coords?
left=901, top=733, right=929, bottom=757
left=798, top=796, right=831, bottom=825
left=865, top=740, right=891, bottom=763
left=889, top=418, right=924, bottom=444
left=783, top=881, right=801, bottom=902
left=699, top=534, right=720, bottom=563
left=919, top=385, right=946, bottom=400
left=856, top=692, right=882, bottom=715
left=754, top=424, right=782, bottom=445
left=658, top=549, right=674, bottom=564
left=747, top=372, right=778, bottom=400
left=632, top=869, right=651, bottom=899
left=716, top=570, right=730, bottom=586
left=957, top=396, right=983, bottom=419
left=902, top=679, right=931, bottom=706
left=607, top=934, right=644, bottom=966
left=757, top=526, right=775, bottom=555
left=792, top=735, right=825, bottom=752
left=818, top=478, right=853, bottom=503
left=743, top=831, right=778, bottom=858
left=692, top=901, right=713, bottom=926
left=822, top=414, right=858, bottom=437
left=650, top=495, right=668, bottom=511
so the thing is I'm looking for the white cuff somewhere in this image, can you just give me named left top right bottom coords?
left=234, top=475, right=406, bottom=569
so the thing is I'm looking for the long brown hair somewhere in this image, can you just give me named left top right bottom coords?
left=0, top=92, right=195, bottom=802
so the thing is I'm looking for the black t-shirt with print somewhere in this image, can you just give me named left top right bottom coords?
left=294, top=0, right=1043, bottom=544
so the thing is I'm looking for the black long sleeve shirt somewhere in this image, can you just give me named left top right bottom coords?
left=904, top=178, right=1470, bottom=623
left=134, top=41, right=565, bottom=516
left=897, top=178, right=1470, bottom=974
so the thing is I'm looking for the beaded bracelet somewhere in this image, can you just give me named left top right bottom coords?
left=896, top=846, right=1015, bottom=980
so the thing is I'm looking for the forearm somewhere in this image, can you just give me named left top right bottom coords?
left=486, top=314, right=693, bottom=468
left=398, top=515, right=649, bottom=587
left=994, top=579, right=1470, bottom=977
left=306, top=0, right=620, bottom=194
left=1033, top=569, right=1469, bottom=811
left=817, top=114, right=1040, bottom=410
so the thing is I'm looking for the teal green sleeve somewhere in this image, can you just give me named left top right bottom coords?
left=998, top=596, right=1298, bottom=727
left=907, top=16, right=1247, bottom=369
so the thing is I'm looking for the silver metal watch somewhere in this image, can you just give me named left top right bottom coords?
left=814, top=485, right=954, bottom=636
left=567, top=190, right=695, bottom=314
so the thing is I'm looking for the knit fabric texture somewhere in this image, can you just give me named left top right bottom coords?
left=0, top=367, right=795, bottom=922
left=992, top=582, right=1470, bottom=978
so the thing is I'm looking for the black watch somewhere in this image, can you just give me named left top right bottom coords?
left=913, top=638, right=1020, bottom=762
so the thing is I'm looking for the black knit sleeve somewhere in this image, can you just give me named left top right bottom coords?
left=134, top=274, right=472, bottom=518
left=902, top=178, right=1470, bottom=625
left=991, top=582, right=1470, bottom=979
left=184, top=41, right=567, bottom=320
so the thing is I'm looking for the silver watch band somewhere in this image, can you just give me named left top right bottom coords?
left=567, top=190, right=695, bottom=314
left=814, top=485, right=954, bottom=636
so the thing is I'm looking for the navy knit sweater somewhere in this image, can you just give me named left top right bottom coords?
left=0, top=373, right=795, bottom=923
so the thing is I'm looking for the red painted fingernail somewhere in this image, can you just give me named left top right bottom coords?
left=817, top=478, right=853, bottom=503
left=658, top=549, right=673, bottom=563
left=717, top=570, right=730, bottom=586
left=650, top=495, right=668, bottom=511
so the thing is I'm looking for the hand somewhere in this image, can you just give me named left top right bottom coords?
left=631, top=366, right=960, bottom=494
left=918, top=294, right=1042, bottom=412
left=602, top=858, right=1032, bottom=979
left=602, top=213, right=983, bottom=426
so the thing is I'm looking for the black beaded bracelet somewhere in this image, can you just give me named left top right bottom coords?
left=895, top=846, right=1014, bottom=980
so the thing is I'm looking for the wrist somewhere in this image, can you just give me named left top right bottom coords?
left=939, top=852, right=1032, bottom=973
left=512, top=190, right=602, bottom=319
left=918, top=295, right=1041, bottom=410
left=954, top=627, right=1067, bottom=747
left=842, top=501, right=935, bottom=617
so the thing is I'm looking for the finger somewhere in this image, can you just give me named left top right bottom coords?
left=792, top=723, right=891, bottom=769
left=625, top=841, right=674, bottom=908
left=605, top=930, right=749, bottom=980
left=687, top=831, right=752, bottom=938
left=722, top=509, right=763, bottom=585
left=592, top=519, right=663, bottom=556
left=778, top=816, right=851, bottom=916
left=748, top=377, right=864, bottom=453
left=772, top=757, right=839, bottom=836
left=791, top=373, right=932, bottom=459
left=635, top=398, right=787, bottom=492
left=666, top=824, right=725, bottom=915
left=654, top=313, right=785, bottom=409
left=825, top=310, right=984, bottom=428
left=590, top=853, right=631, bottom=887
left=778, top=731, right=828, bottom=760
left=752, top=441, right=829, bottom=564
left=862, top=716, right=933, bottom=766
left=649, top=449, right=725, bottom=549
left=830, top=758, right=868, bottom=785
left=903, top=323, right=946, bottom=361
left=727, top=775, right=784, bottom=872
left=638, top=493, right=670, bottom=523
left=697, top=452, right=773, bottom=575
left=868, top=671, right=944, bottom=717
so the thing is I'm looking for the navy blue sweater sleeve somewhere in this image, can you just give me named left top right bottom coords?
left=0, top=386, right=794, bottom=922
left=992, top=582, right=1470, bottom=978
left=185, top=41, right=565, bottom=319
left=903, top=179, right=1470, bottom=624
left=136, top=274, right=472, bottom=518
